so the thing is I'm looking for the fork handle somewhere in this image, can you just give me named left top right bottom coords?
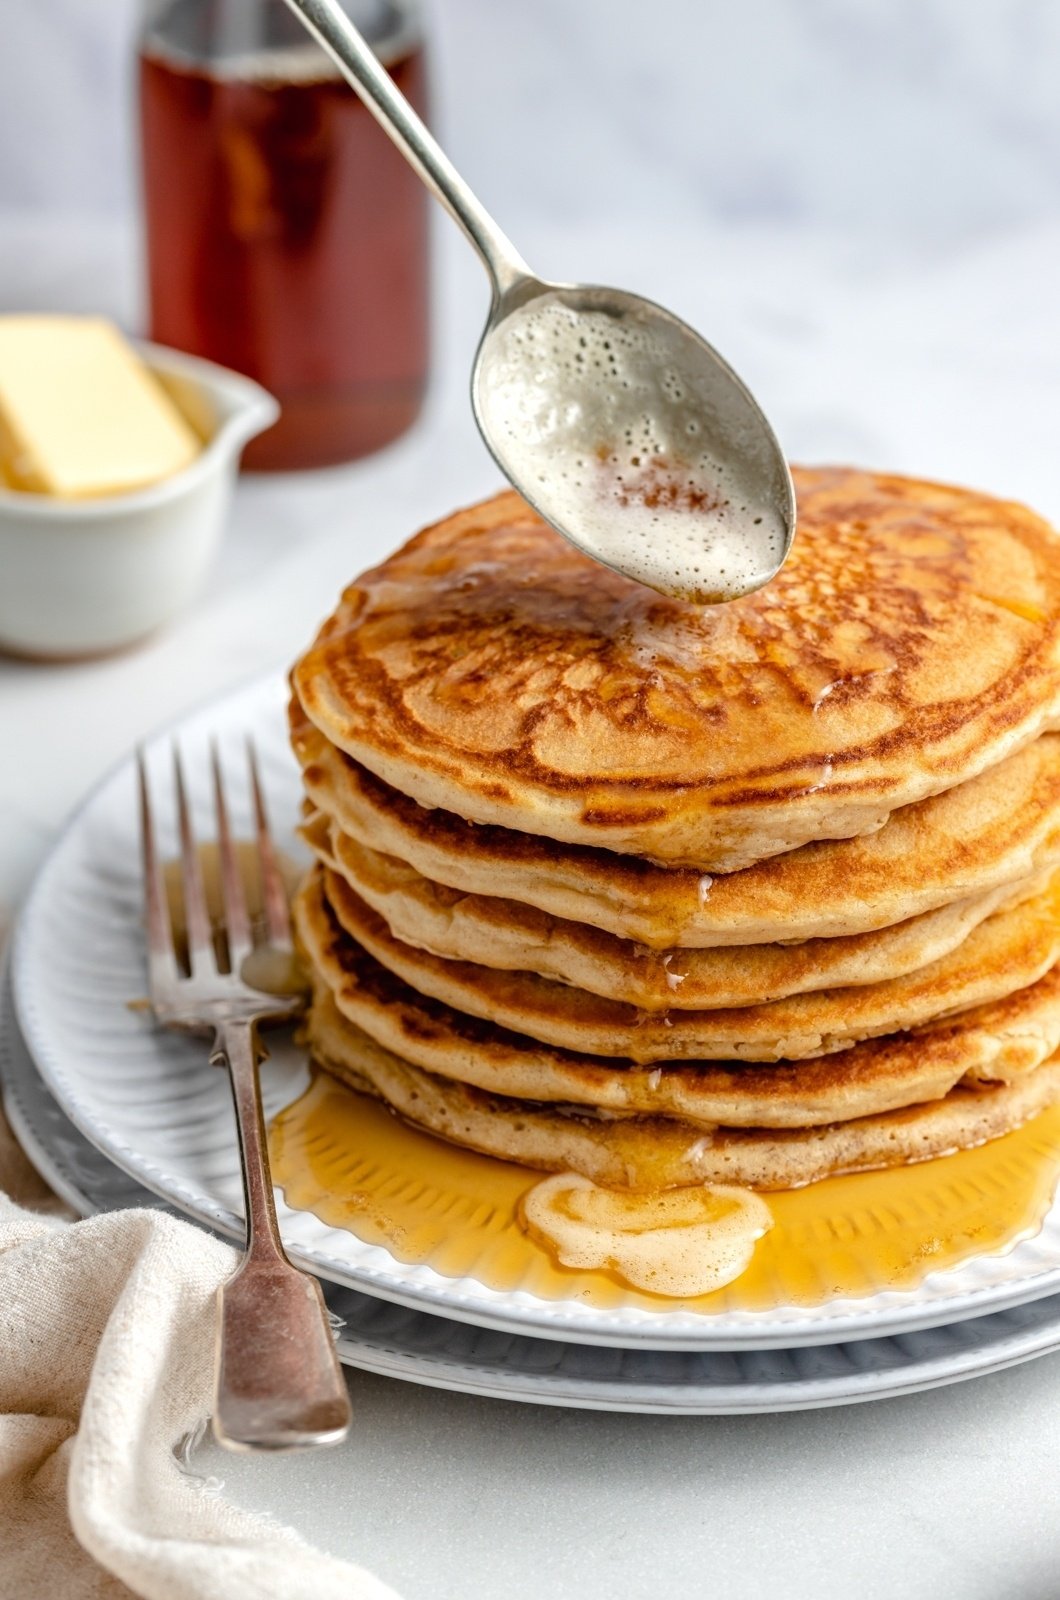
left=211, top=1019, right=351, bottom=1451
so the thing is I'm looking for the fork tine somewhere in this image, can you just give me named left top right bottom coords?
left=173, top=742, right=217, bottom=977
left=211, top=740, right=253, bottom=973
left=247, top=737, right=293, bottom=951
left=138, top=749, right=180, bottom=996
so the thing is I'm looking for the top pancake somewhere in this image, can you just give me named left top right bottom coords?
left=292, top=470, right=1060, bottom=871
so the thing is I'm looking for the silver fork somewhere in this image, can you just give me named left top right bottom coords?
left=138, top=738, right=351, bottom=1452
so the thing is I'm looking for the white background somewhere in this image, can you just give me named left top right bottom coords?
left=3, top=5, right=1060, bottom=1597
left=5, top=0, right=1060, bottom=240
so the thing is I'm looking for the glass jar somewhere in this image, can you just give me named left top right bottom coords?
left=138, top=0, right=430, bottom=470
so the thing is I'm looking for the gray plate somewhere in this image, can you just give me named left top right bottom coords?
left=5, top=967, right=1060, bottom=1415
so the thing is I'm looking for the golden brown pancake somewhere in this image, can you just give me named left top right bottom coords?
left=305, top=809, right=1048, bottom=1010
left=316, top=863, right=1060, bottom=1062
left=294, top=870, right=1060, bottom=1127
left=293, top=709, right=1060, bottom=947
left=291, top=473, right=1060, bottom=872
left=305, top=986, right=1060, bottom=1191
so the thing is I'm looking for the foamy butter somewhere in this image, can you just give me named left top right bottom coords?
left=477, top=298, right=787, bottom=604
left=521, top=1173, right=773, bottom=1298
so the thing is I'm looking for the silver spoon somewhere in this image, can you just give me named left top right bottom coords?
left=282, top=0, right=796, bottom=604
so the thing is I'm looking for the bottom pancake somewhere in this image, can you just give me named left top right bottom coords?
left=304, top=984, right=1060, bottom=1192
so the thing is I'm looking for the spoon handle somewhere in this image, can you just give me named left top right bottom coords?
left=280, top=0, right=532, bottom=299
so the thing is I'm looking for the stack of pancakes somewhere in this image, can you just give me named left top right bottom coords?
left=288, top=467, right=1060, bottom=1191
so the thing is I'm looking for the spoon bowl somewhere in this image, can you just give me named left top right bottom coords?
left=473, top=278, right=795, bottom=603
left=283, top=0, right=796, bottom=602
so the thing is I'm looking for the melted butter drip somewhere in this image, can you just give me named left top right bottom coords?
left=268, top=1075, right=1060, bottom=1310
left=976, top=593, right=1047, bottom=626
left=521, top=1174, right=772, bottom=1297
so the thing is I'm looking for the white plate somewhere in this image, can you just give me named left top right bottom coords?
left=14, top=671, right=1060, bottom=1350
left=7, top=971, right=1060, bottom=1414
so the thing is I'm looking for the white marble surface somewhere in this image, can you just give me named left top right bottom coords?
left=4, top=6, right=1060, bottom=1593
left=189, top=1357, right=1060, bottom=1600
left=5, top=0, right=1060, bottom=244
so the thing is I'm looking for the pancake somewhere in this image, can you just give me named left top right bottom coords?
left=317, top=863, right=1060, bottom=1062
left=293, top=709, right=1060, bottom=947
left=306, top=810, right=1049, bottom=1010
left=294, top=870, right=1060, bottom=1126
left=305, top=986, right=1060, bottom=1191
left=291, top=472, right=1060, bottom=872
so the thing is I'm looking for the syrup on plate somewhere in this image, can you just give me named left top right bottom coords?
left=269, top=1072, right=1060, bottom=1309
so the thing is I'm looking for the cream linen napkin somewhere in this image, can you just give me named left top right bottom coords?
left=0, top=1105, right=402, bottom=1600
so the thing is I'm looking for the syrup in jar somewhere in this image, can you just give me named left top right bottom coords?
left=139, top=0, right=430, bottom=470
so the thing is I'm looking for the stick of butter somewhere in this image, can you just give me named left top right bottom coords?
left=0, top=315, right=201, bottom=499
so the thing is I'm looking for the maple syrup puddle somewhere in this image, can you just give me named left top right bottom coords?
left=268, top=1073, right=1060, bottom=1311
